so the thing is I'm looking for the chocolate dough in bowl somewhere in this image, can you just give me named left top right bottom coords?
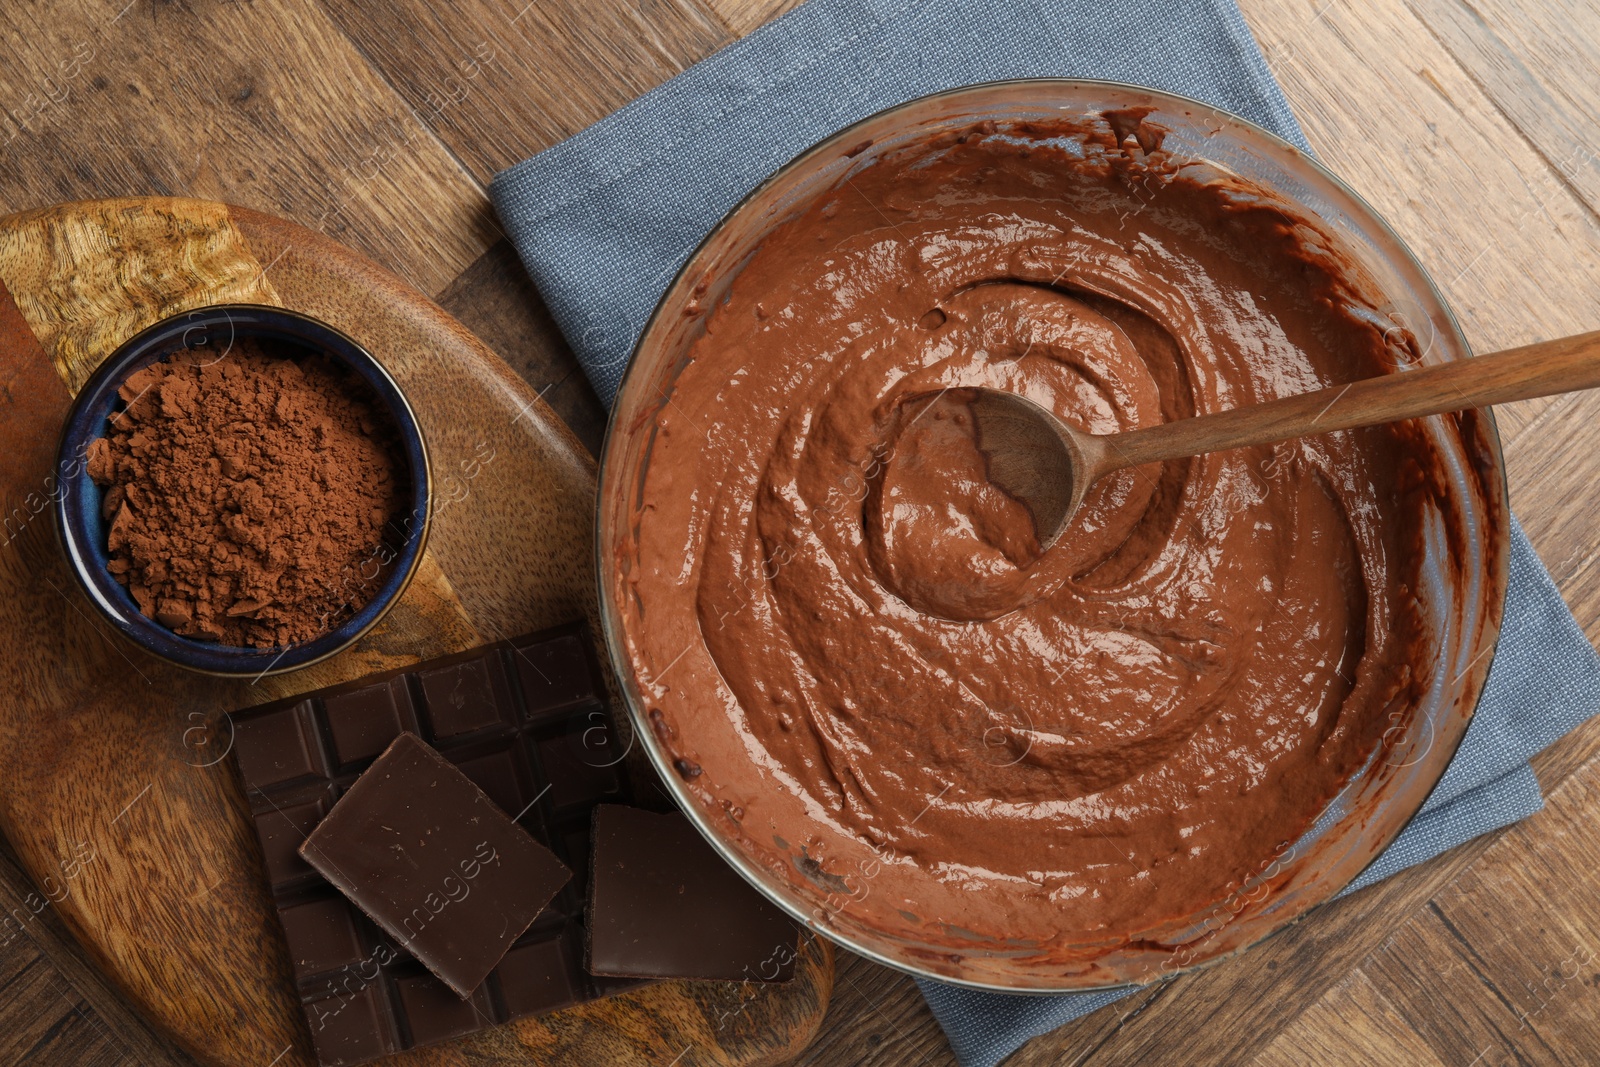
left=597, top=81, right=1508, bottom=990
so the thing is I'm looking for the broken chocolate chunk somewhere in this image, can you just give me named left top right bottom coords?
left=588, top=805, right=798, bottom=982
left=298, top=733, right=571, bottom=999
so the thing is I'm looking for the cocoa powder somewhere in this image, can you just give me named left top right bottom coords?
left=86, top=338, right=407, bottom=649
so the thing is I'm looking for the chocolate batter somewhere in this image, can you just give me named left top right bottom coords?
left=617, top=114, right=1443, bottom=968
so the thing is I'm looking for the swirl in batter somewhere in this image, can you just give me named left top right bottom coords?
left=618, top=115, right=1438, bottom=960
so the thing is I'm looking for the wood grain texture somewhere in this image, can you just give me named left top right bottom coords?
left=1245, top=0, right=1600, bottom=357
left=0, top=0, right=495, bottom=296
left=1253, top=971, right=1450, bottom=1067
left=0, top=199, right=279, bottom=391
left=320, top=0, right=731, bottom=183
left=434, top=240, right=609, bottom=458
left=0, top=197, right=831, bottom=1067
left=0, top=0, right=1598, bottom=1064
left=698, top=0, right=806, bottom=36
left=0, top=933, right=126, bottom=1067
left=1401, top=0, right=1600, bottom=216
left=1263, top=747, right=1600, bottom=1067
left=0, top=836, right=195, bottom=1067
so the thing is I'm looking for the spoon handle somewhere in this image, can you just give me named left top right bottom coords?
left=1094, top=330, right=1600, bottom=475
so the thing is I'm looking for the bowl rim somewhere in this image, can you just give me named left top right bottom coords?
left=54, top=302, right=433, bottom=678
left=596, top=77, right=1510, bottom=991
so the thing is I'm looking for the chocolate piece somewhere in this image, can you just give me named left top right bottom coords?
left=495, top=936, right=581, bottom=1017
left=255, top=792, right=331, bottom=890
left=302, top=983, right=396, bottom=1066
left=588, top=805, right=799, bottom=982
left=299, top=733, right=571, bottom=998
left=417, top=656, right=514, bottom=738
left=562, top=827, right=592, bottom=896
left=230, top=624, right=658, bottom=1066
left=454, top=749, right=523, bottom=816
left=513, top=630, right=602, bottom=711
left=323, top=680, right=412, bottom=767
left=538, top=734, right=622, bottom=812
left=280, top=894, right=368, bottom=982
left=393, top=972, right=494, bottom=1045
left=233, top=701, right=323, bottom=788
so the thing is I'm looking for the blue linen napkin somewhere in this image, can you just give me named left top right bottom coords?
left=490, top=1, right=1600, bottom=1063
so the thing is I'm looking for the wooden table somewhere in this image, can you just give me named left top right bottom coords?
left=1, top=0, right=1597, bottom=1064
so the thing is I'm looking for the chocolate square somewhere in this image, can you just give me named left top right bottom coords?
left=255, top=794, right=331, bottom=890
left=302, top=984, right=396, bottom=1067
left=510, top=632, right=600, bottom=716
left=323, top=680, right=410, bottom=766
left=560, top=827, right=591, bottom=896
left=495, top=935, right=580, bottom=1018
left=393, top=972, right=494, bottom=1045
left=280, top=896, right=366, bottom=982
left=588, top=806, right=798, bottom=982
left=417, top=657, right=511, bottom=739
left=298, top=733, right=571, bottom=998
left=537, top=736, right=622, bottom=812
left=454, top=748, right=526, bottom=819
left=233, top=702, right=323, bottom=789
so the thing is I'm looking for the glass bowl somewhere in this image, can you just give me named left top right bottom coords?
left=598, top=80, right=1508, bottom=990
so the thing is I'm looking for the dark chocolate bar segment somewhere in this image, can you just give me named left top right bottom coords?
left=588, top=805, right=799, bottom=982
left=302, top=983, right=397, bottom=1067
left=299, top=733, right=572, bottom=999
left=323, top=679, right=413, bottom=767
left=280, top=894, right=369, bottom=982
left=417, top=655, right=515, bottom=738
left=494, top=935, right=582, bottom=1017
left=393, top=971, right=495, bottom=1045
left=233, top=701, right=326, bottom=788
left=254, top=792, right=332, bottom=891
left=229, top=623, right=657, bottom=1067
left=510, top=629, right=604, bottom=711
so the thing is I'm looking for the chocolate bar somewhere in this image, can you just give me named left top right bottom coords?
left=298, top=732, right=572, bottom=998
left=230, top=624, right=654, bottom=1067
left=588, top=805, right=799, bottom=982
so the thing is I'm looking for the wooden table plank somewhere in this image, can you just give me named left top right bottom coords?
left=1402, top=0, right=1600, bottom=216
left=0, top=840, right=192, bottom=1067
left=318, top=0, right=731, bottom=184
left=1376, top=756, right=1600, bottom=1060
left=1254, top=971, right=1450, bottom=1067
left=1244, top=0, right=1600, bottom=357
left=0, top=941, right=122, bottom=1067
left=0, top=0, right=495, bottom=296
left=1265, top=746, right=1600, bottom=1066
left=699, top=0, right=805, bottom=36
left=1, top=0, right=1597, bottom=1064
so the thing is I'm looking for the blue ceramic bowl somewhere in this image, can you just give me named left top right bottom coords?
left=55, top=304, right=431, bottom=677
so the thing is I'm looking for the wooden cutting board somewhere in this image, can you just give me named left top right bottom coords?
left=0, top=197, right=832, bottom=1067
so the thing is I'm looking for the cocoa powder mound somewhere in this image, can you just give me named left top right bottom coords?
left=86, top=338, right=407, bottom=649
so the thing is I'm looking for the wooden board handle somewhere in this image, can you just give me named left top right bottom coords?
left=1097, top=330, right=1600, bottom=473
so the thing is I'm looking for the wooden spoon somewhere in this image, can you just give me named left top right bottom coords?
left=965, top=330, right=1600, bottom=549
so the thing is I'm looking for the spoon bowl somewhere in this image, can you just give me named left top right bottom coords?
left=963, top=389, right=1097, bottom=549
